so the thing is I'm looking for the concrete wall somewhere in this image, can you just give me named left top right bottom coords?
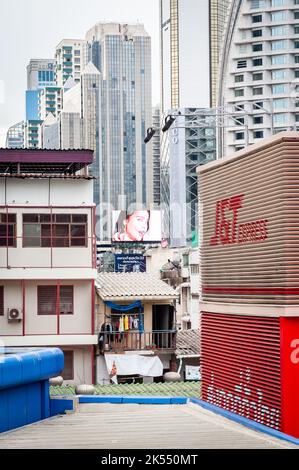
left=0, top=280, right=92, bottom=336
left=61, top=346, right=93, bottom=385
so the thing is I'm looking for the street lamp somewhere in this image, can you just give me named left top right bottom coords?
left=162, top=115, right=176, bottom=132
left=144, top=127, right=156, bottom=144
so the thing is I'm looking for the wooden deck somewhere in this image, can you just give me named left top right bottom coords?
left=0, top=403, right=297, bottom=449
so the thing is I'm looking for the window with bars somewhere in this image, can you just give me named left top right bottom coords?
left=37, top=285, right=74, bottom=315
left=0, top=214, right=16, bottom=247
left=23, top=214, right=87, bottom=247
left=0, top=286, right=3, bottom=316
left=61, top=350, right=74, bottom=380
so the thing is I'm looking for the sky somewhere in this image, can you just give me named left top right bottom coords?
left=0, top=0, right=160, bottom=146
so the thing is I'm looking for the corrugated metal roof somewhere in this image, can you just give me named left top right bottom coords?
left=175, top=329, right=200, bottom=357
left=96, top=272, right=178, bottom=300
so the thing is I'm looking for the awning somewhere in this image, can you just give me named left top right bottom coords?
left=105, top=354, right=163, bottom=384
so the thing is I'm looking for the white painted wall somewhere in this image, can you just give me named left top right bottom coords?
left=0, top=281, right=23, bottom=336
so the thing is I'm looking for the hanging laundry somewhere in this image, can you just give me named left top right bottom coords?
left=133, top=318, right=139, bottom=329
left=119, top=316, right=124, bottom=332
left=129, top=315, right=134, bottom=330
left=124, top=315, right=129, bottom=331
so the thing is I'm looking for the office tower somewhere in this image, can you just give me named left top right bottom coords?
left=152, top=106, right=161, bottom=205
left=27, top=59, right=56, bottom=90
left=6, top=121, right=24, bottom=149
left=160, top=108, right=216, bottom=247
left=86, top=22, right=153, bottom=236
left=26, top=59, right=56, bottom=121
left=160, top=0, right=229, bottom=112
left=218, top=0, right=299, bottom=156
left=55, top=39, right=88, bottom=87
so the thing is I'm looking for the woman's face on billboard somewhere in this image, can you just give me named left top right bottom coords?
left=124, top=211, right=149, bottom=241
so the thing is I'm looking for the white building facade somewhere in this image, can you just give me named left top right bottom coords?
left=55, top=39, right=88, bottom=87
left=0, top=149, right=97, bottom=385
left=218, top=0, right=299, bottom=156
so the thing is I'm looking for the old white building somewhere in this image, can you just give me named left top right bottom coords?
left=0, top=148, right=97, bottom=385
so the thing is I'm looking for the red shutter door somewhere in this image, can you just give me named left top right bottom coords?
left=201, top=312, right=281, bottom=430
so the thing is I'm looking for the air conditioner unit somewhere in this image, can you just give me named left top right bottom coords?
left=7, top=308, right=23, bottom=322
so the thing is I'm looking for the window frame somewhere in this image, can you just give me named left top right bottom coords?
left=0, top=213, right=17, bottom=248
left=37, top=285, right=74, bottom=316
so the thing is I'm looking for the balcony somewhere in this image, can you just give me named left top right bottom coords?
left=100, top=330, right=177, bottom=352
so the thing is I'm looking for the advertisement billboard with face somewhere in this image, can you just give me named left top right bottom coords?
left=112, top=210, right=162, bottom=243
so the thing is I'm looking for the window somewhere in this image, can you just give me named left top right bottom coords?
left=295, top=114, right=299, bottom=121
left=235, top=88, right=244, bottom=97
left=253, top=72, right=263, bottom=81
left=272, top=55, right=286, bottom=65
left=271, top=0, right=284, bottom=5
left=253, top=115, right=264, bottom=124
left=74, top=58, right=81, bottom=63
left=253, top=58, right=263, bottom=66
left=295, top=69, right=299, bottom=77
left=235, top=74, right=244, bottom=83
left=251, top=0, right=264, bottom=8
left=61, top=351, right=74, bottom=380
left=252, top=43, right=263, bottom=52
left=239, top=44, right=247, bottom=53
left=237, top=59, right=247, bottom=68
left=252, top=14, right=262, bottom=22
left=235, top=104, right=245, bottom=111
left=37, top=285, right=74, bottom=315
left=273, top=98, right=288, bottom=109
left=253, top=130, right=264, bottom=138
left=271, top=26, right=287, bottom=36
left=273, top=113, right=288, bottom=123
left=295, top=0, right=299, bottom=5
left=253, top=87, right=263, bottom=95
left=295, top=26, right=299, bottom=34
left=253, top=101, right=264, bottom=109
left=295, top=40, right=299, bottom=48
left=235, top=117, right=245, bottom=125
left=295, top=11, right=299, bottom=19
left=272, top=70, right=286, bottom=79
left=235, top=132, right=245, bottom=140
left=23, top=214, right=87, bottom=247
left=0, top=214, right=16, bottom=247
left=252, top=29, right=263, bottom=37
left=0, top=286, right=3, bottom=316
left=74, top=50, right=80, bottom=56
left=271, top=11, right=287, bottom=21
left=272, top=40, right=286, bottom=51
left=272, top=84, right=286, bottom=93
left=295, top=55, right=299, bottom=63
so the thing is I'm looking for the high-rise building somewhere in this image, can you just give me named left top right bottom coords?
left=152, top=106, right=161, bottom=205
left=39, top=86, right=63, bottom=120
left=26, top=59, right=56, bottom=122
left=218, top=0, right=299, bottom=156
left=6, top=121, right=25, bottom=149
left=24, top=120, right=43, bottom=149
left=86, top=22, right=153, bottom=237
left=55, top=39, right=88, bottom=87
left=160, top=0, right=229, bottom=112
left=160, top=108, right=216, bottom=247
left=27, top=59, right=56, bottom=90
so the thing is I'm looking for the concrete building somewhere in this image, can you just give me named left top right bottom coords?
left=39, top=86, right=63, bottom=121
left=160, top=0, right=230, bottom=112
left=218, top=0, right=299, bottom=156
left=24, top=120, right=43, bottom=149
left=5, top=121, right=24, bottom=149
left=0, top=148, right=97, bottom=385
left=152, top=106, right=161, bottom=206
left=26, top=59, right=56, bottom=122
left=86, top=22, right=153, bottom=238
left=95, top=272, right=178, bottom=384
left=55, top=39, right=88, bottom=87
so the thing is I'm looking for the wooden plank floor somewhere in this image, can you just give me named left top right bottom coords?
left=0, top=403, right=297, bottom=449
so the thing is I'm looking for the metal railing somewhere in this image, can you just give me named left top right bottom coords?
left=99, top=330, right=177, bottom=352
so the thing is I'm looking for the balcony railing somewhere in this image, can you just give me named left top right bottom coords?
left=99, top=330, right=177, bottom=352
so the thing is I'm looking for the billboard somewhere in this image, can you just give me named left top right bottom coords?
left=112, top=210, right=162, bottom=243
left=115, top=254, right=146, bottom=273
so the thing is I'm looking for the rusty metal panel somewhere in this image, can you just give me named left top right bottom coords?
left=201, top=312, right=281, bottom=430
left=198, top=134, right=299, bottom=303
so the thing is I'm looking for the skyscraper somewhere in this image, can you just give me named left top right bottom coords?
left=160, top=1, right=229, bottom=247
left=152, top=106, right=161, bottom=205
left=160, top=0, right=229, bottom=112
left=218, top=0, right=299, bottom=156
left=55, top=39, right=88, bottom=87
left=86, top=23, right=153, bottom=227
